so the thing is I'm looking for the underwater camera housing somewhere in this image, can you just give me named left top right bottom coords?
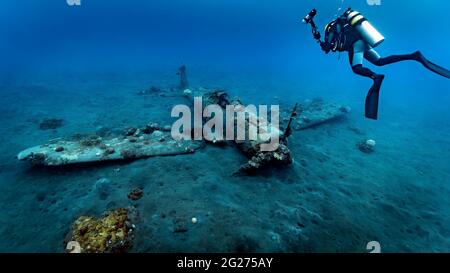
left=302, top=9, right=317, bottom=24
left=302, top=9, right=321, bottom=42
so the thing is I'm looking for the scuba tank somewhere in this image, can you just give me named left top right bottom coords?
left=344, top=9, right=385, bottom=47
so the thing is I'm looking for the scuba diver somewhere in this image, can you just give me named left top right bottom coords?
left=303, top=8, right=450, bottom=119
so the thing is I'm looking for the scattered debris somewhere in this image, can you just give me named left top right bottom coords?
left=358, top=139, right=376, bottom=154
left=66, top=208, right=134, bottom=253
left=127, top=187, right=144, bottom=201
left=39, top=118, right=64, bottom=130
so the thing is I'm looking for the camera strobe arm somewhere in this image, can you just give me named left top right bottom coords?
left=308, top=19, right=322, bottom=43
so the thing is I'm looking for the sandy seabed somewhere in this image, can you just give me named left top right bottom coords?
left=1, top=70, right=449, bottom=253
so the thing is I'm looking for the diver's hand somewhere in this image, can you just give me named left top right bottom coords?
left=320, top=41, right=332, bottom=54
left=336, top=15, right=347, bottom=25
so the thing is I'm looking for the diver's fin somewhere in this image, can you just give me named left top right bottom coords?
left=414, top=51, right=450, bottom=79
left=365, top=75, right=385, bottom=120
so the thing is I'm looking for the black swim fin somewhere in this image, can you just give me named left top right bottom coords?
left=365, top=74, right=385, bottom=120
left=414, top=51, right=450, bottom=79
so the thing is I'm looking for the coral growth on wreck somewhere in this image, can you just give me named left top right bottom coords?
left=29, top=152, right=46, bottom=165
left=120, top=149, right=138, bottom=159
left=80, top=135, right=102, bottom=147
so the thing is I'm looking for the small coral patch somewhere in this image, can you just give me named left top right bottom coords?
left=68, top=208, right=133, bottom=253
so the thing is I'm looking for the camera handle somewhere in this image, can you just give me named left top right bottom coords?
left=308, top=19, right=323, bottom=44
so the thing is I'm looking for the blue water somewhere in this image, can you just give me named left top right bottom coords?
left=0, top=0, right=449, bottom=252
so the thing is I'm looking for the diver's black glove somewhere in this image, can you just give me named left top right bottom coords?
left=336, top=15, right=347, bottom=25
left=313, top=30, right=321, bottom=41
left=320, top=41, right=332, bottom=54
